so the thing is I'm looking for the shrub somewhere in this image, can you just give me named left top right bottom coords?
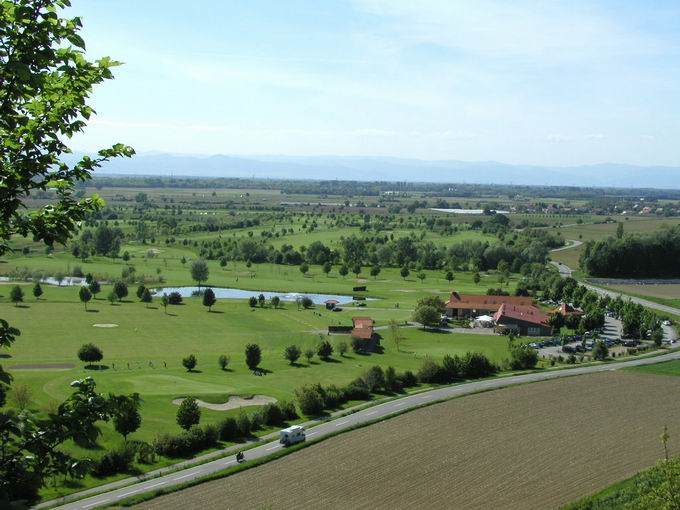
left=322, top=384, right=345, bottom=409
left=245, top=343, right=262, bottom=370
left=218, top=417, right=239, bottom=441
left=418, top=358, right=446, bottom=384
left=362, top=366, right=385, bottom=392
left=182, top=354, right=197, bottom=372
left=301, top=296, right=313, bottom=309
left=134, top=441, right=156, bottom=465
left=259, top=403, right=286, bottom=427
left=218, top=354, right=230, bottom=370
left=399, top=370, right=418, bottom=388
left=384, top=366, right=401, bottom=391
left=509, top=344, right=539, bottom=370
left=236, top=412, right=251, bottom=436
left=343, top=379, right=371, bottom=401
left=295, top=385, right=325, bottom=416
left=92, top=443, right=136, bottom=477
left=279, top=400, right=298, bottom=421
left=442, top=354, right=462, bottom=382
left=461, top=352, right=497, bottom=379
left=168, top=291, right=183, bottom=305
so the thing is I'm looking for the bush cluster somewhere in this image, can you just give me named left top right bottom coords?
left=296, top=366, right=418, bottom=416
left=92, top=441, right=155, bottom=477
left=217, top=401, right=298, bottom=442
left=417, top=352, right=497, bottom=384
left=153, top=424, right=220, bottom=458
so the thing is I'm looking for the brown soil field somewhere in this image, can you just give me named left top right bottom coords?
left=132, top=371, right=680, bottom=510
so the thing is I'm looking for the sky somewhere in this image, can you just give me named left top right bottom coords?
left=69, top=0, right=680, bottom=166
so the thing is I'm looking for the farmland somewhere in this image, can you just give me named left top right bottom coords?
left=600, top=283, right=680, bottom=309
left=132, top=371, right=680, bottom=510
left=2, top=181, right=680, bottom=502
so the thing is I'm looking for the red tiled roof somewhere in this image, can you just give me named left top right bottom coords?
left=352, top=317, right=374, bottom=340
left=446, top=292, right=533, bottom=309
left=493, top=304, right=549, bottom=327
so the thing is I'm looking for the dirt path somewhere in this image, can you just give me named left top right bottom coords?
left=135, top=370, right=680, bottom=510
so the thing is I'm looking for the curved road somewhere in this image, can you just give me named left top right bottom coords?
left=49, top=349, right=680, bottom=510
left=550, top=241, right=680, bottom=318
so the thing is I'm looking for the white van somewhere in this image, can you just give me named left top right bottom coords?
left=279, top=425, right=306, bottom=446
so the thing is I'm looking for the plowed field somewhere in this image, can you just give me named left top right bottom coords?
left=133, top=371, right=680, bottom=510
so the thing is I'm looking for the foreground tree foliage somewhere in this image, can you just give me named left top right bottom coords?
left=0, top=0, right=134, bottom=502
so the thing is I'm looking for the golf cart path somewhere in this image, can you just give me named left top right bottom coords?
left=46, top=349, right=680, bottom=510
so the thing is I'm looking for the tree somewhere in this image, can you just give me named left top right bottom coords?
left=317, top=340, right=334, bottom=360
left=473, top=272, right=481, bottom=285
left=322, top=261, right=332, bottom=277
left=136, top=285, right=146, bottom=300
left=592, top=340, right=609, bottom=361
left=445, top=271, right=454, bottom=284
left=218, top=354, right=230, bottom=370
left=107, top=290, right=117, bottom=305
left=271, top=295, right=280, bottom=309
left=202, top=288, right=216, bottom=312
left=10, top=384, right=32, bottom=411
left=413, top=305, right=441, bottom=328
left=161, top=293, right=169, bottom=314
left=304, top=348, right=315, bottom=364
left=176, top=397, right=201, bottom=430
left=337, top=340, right=348, bottom=357
left=0, top=1, right=135, bottom=495
left=245, top=343, right=262, bottom=371
left=301, top=296, right=313, bottom=309
left=182, top=354, right=197, bottom=372
left=652, top=328, right=664, bottom=347
left=248, top=296, right=257, bottom=308
left=352, top=264, right=362, bottom=278
left=548, top=313, right=565, bottom=333
left=78, top=286, right=92, bottom=311
left=111, top=394, right=142, bottom=441
left=88, top=280, right=101, bottom=298
left=32, top=282, right=43, bottom=301
left=417, top=271, right=426, bottom=283
left=190, top=259, right=209, bottom=288
left=339, top=264, right=349, bottom=278
left=388, top=319, right=401, bottom=352
left=299, top=263, right=309, bottom=276
left=284, top=345, right=301, bottom=365
left=400, top=266, right=410, bottom=280
left=9, top=285, right=24, bottom=306
left=113, top=280, right=128, bottom=301
left=616, top=222, right=624, bottom=239
left=370, top=265, right=381, bottom=279
left=258, top=293, right=266, bottom=307
left=141, top=287, right=152, bottom=308
left=78, top=343, right=103, bottom=368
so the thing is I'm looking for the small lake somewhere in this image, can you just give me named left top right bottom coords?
left=153, top=287, right=362, bottom=305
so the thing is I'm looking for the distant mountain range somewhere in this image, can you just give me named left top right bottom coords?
left=73, top=153, right=680, bottom=189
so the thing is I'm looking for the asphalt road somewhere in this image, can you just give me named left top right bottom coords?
left=49, top=349, right=680, bottom=510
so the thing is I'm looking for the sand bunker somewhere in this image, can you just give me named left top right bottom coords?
left=93, top=323, right=119, bottom=328
left=172, top=395, right=277, bottom=411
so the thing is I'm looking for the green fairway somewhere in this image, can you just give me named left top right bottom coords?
left=627, top=359, right=680, bottom=377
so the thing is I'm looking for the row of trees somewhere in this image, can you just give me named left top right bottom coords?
left=580, top=225, right=680, bottom=278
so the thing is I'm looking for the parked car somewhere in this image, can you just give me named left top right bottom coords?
left=562, top=345, right=575, bottom=354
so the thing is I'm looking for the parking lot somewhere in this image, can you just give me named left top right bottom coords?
left=536, top=316, right=624, bottom=359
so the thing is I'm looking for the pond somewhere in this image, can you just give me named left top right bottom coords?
left=153, top=286, right=363, bottom=305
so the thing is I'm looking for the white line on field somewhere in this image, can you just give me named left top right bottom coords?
left=366, top=411, right=377, bottom=416
left=83, top=499, right=108, bottom=508
left=335, top=421, right=348, bottom=427
left=173, top=472, right=194, bottom=480
left=145, top=481, right=166, bottom=490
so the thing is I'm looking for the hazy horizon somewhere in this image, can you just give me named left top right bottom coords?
left=68, top=1, right=680, bottom=169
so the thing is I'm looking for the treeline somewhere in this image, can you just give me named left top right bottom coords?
left=85, top=176, right=680, bottom=200
left=580, top=226, right=680, bottom=278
